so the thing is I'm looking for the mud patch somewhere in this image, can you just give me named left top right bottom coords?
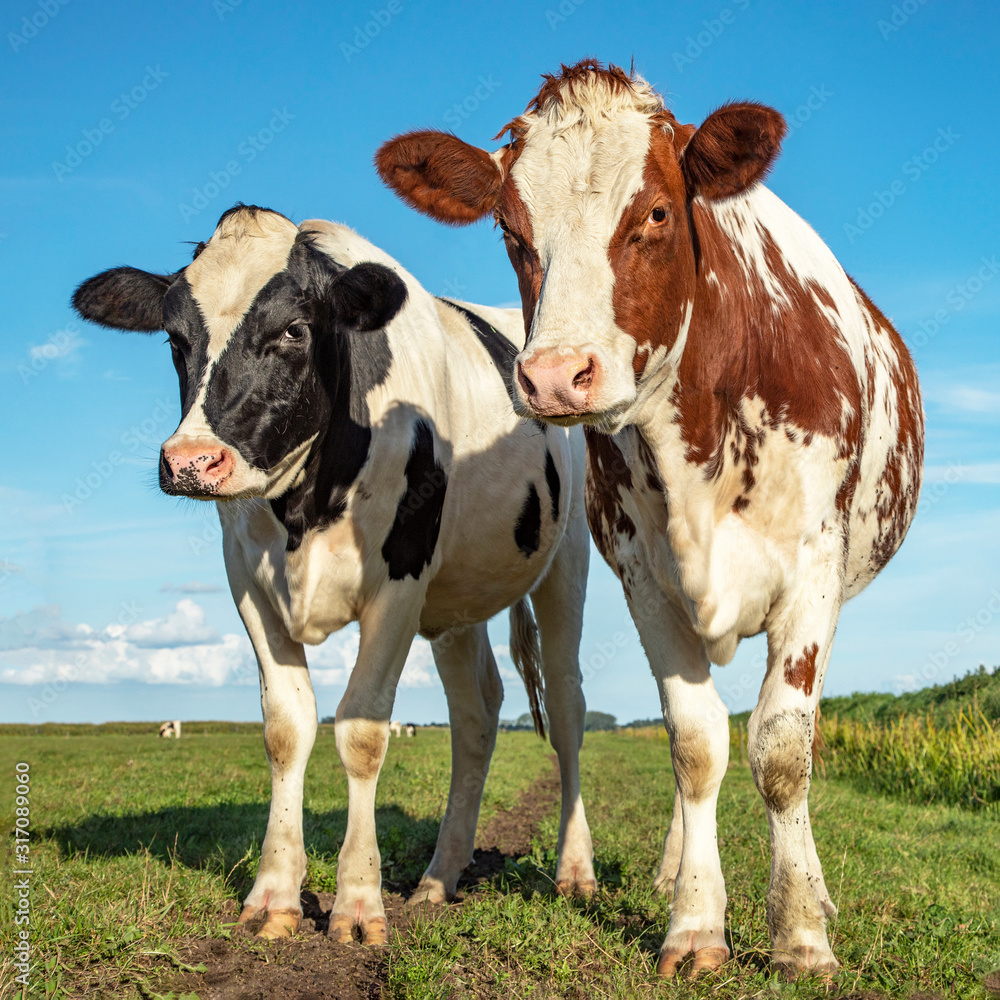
left=162, top=756, right=562, bottom=999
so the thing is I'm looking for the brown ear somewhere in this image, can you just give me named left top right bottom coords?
left=375, top=130, right=501, bottom=225
left=680, top=102, right=786, bottom=201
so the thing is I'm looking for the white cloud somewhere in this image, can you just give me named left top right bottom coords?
left=123, top=599, right=220, bottom=648
left=928, top=384, right=1000, bottom=415
left=307, top=626, right=440, bottom=689
left=924, top=462, right=1000, bottom=485
left=0, top=602, right=252, bottom=686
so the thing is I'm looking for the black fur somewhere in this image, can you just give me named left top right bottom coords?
left=544, top=449, right=560, bottom=523
left=514, top=484, right=541, bottom=557
left=382, top=420, right=448, bottom=580
left=72, top=267, right=176, bottom=332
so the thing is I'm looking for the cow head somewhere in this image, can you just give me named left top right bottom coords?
left=73, top=205, right=407, bottom=499
left=377, top=59, right=785, bottom=432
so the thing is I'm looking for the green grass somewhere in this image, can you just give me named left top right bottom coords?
left=1, top=728, right=997, bottom=998
left=817, top=665, right=1000, bottom=727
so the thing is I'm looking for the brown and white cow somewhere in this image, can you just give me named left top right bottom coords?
left=377, top=60, right=924, bottom=977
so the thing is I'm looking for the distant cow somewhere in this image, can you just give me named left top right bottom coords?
left=73, top=205, right=595, bottom=944
left=158, top=720, right=181, bottom=738
left=389, top=720, right=403, bottom=738
left=378, top=60, right=924, bottom=976
left=405, top=724, right=416, bottom=738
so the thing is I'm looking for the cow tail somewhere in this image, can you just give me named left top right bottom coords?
left=509, top=597, right=546, bottom=739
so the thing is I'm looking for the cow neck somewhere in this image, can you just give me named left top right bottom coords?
left=271, top=326, right=391, bottom=552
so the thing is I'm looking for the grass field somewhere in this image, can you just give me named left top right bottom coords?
left=1, top=725, right=998, bottom=999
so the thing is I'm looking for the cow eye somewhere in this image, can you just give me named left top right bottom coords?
left=648, top=207, right=667, bottom=225
left=495, top=215, right=510, bottom=234
left=282, top=323, right=308, bottom=342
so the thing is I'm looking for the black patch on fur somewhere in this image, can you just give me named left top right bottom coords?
left=72, top=266, right=176, bottom=332
left=514, top=484, right=541, bottom=557
left=438, top=298, right=518, bottom=394
left=382, top=420, right=448, bottom=580
left=544, top=450, right=560, bottom=523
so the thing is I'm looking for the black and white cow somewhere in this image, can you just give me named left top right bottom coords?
left=72, top=204, right=595, bottom=942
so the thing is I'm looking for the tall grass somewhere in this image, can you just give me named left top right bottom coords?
left=819, top=707, right=1000, bottom=811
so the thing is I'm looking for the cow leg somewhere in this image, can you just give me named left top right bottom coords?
left=528, top=514, right=596, bottom=896
left=409, top=624, right=503, bottom=905
left=620, top=562, right=730, bottom=977
left=651, top=787, right=684, bottom=894
left=229, top=577, right=316, bottom=940
left=329, top=592, right=424, bottom=946
left=750, top=578, right=840, bottom=977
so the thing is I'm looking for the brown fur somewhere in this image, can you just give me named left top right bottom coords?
left=680, top=102, right=787, bottom=201
left=784, top=642, right=819, bottom=697
left=339, top=721, right=387, bottom=782
left=374, top=131, right=500, bottom=224
left=670, top=732, right=716, bottom=803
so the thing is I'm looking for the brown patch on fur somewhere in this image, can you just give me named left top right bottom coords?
left=374, top=131, right=500, bottom=224
left=583, top=430, right=636, bottom=565
left=608, top=126, right=696, bottom=362
left=751, top=713, right=811, bottom=814
left=338, top=721, right=387, bottom=782
left=680, top=102, right=787, bottom=200
left=784, top=642, right=819, bottom=696
left=670, top=733, right=716, bottom=803
left=263, top=719, right=296, bottom=769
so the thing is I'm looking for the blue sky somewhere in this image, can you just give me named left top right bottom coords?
left=1, top=0, right=997, bottom=726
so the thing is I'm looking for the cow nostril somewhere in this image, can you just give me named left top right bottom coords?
left=517, top=362, right=537, bottom=397
left=572, top=359, right=595, bottom=390
left=206, top=449, right=230, bottom=475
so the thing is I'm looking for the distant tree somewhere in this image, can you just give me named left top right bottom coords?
left=584, top=711, right=617, bottom=731
left=320, top=716, right=336, bottom=725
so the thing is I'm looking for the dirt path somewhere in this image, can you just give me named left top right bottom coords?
left=165, top=757, right=560, bottom=1000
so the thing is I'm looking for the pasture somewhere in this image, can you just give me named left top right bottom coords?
left=2, top=722, right=998, bottom=999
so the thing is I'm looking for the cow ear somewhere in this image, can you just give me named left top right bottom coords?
left=332, top=262, right=408, bottom=332
left=680, top=102, right=786, bottom=201
left=72, top=266, right=176, bottom=332
left=375, top=130, right=502, bottom=225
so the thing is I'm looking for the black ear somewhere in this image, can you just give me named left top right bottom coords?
left=72, top=266, right=177, bottom=332
left=332, top=262, right=409, bottom=332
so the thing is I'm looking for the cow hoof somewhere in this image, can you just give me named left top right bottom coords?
left=651, top=874, right=675, bottom=896
left=257, top=908, right=301, bottom=939
left=555, top=878, right=597, bottom=898
left=362, top=916, right=388, bottom=946
left=407, top=877, right=451, bottom=907
left=328, top=913, right=389, bottom=947
left=656, top=946, right=728, bottom=978
left=772, top=947, right=839, bottom=980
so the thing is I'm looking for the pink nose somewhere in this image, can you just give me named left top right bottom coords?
left=161, top=440, right=234, bottom=493
left=516, top=353, right=598, bottom=417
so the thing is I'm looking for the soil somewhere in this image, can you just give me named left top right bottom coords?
left=162, top=757, right=562, bottom=1000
